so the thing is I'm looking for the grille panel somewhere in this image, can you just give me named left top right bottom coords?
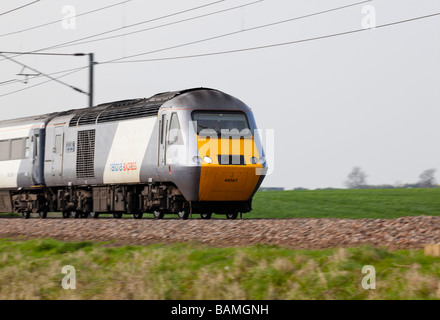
left=69, top=102, right=160, bottom=127
left=76, top=130, right=95, bottom=179
left=218, top=155, right=246, bottom=165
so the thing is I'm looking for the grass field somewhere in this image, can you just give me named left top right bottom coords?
left=0, top=238, right=439, bottom=300
left=250, top=188, right=440, bottom=219
left=2, top=188, right=440, bottom=220
left=1, top=189, right=440, bottom=300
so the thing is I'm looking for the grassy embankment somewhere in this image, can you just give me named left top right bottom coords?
left=0, top=238, right=439, bottom=300
left=1, top=189, right=440, bottom=300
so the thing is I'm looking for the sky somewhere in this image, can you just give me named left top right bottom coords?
left=0, top=0, right=439, bottom=190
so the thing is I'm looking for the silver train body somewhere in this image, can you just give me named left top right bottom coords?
left=0, top=88, right=266, bottom=219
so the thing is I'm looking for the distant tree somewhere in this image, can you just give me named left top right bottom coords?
left=345, top=167, right=367, bottom=189
left=418, top=168, right=437, bottom=188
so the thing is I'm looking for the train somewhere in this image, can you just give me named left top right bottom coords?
left=0, top=88, right=267, bottom=219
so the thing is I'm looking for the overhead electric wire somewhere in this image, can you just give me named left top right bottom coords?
left=0, top=65, right=89, bottom=88
left=0, top=54, right=88, bottom=94
left=0, top=0, right=367, bottom=89
left=51, top=0, right=263, bottom=50
left=0, top=0, right=227, bottom=62
left=107, top=11, right=440, bottom=64
left=1, top=5, right=439, bottom=99
left=0, top=66, right=87, bottom=98
left=0, top=0, right=40, bottom=17
left=0, top=51, right=86, bottom=56
left=0, top=0, right=131, bottom=38
left=0, top=79, right=15, bottom=85
left=99, top=0, right=372, bottom=65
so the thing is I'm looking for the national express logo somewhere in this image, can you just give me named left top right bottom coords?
left=110, top=161, right=138, bottom=172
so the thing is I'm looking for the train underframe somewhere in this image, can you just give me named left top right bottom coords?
left=1, top=184, right=252, bottom=220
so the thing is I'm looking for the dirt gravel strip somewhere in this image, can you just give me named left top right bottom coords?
left=0, top=216, right=439, bottom=249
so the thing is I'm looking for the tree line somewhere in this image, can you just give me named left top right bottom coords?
left=344, top=167, right=437, bottom=189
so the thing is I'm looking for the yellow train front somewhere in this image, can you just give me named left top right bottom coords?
left=150, top=88, right=267, bottom=219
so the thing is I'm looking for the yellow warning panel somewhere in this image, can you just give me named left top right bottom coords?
left=199, top=166, right=260, bottom=201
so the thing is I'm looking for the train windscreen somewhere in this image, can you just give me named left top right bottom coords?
left=192, top=111, right=251, bottom=137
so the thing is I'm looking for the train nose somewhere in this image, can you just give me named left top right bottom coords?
left=196, top=137, right=265, bottom=201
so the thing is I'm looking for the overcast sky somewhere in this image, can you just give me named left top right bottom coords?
left=0, top=0, right=439, bottom=189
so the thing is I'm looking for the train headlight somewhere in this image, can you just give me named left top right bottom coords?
left=192, top=156, right=202, bottom=164
left=250, top=157, right=258, bottom=164
left=258, top=157, right=266, bottom=165
left=203, top=156, right=213, bottom=164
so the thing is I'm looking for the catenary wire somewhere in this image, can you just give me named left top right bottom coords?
left=0, top=65, right=89, bottom=88
left=1, top=7, right=438, bottom=98
left=0, top=0, right=40, bottom=17
left=50, top=0, right=264, bottom=50
left=0, top=0, right=227, bottom=62
left=0, top=66, right=87, bottom=98
left=107, top=12, right=440, bottom=64
left=0, top=54, right=88, bottom=94
left=100, top=0, right=372, bottom=64
left=0, top=0, right=130, bottom=37
left=0, top=0, right=366, bottom=88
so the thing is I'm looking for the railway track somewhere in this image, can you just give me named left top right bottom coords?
left=0, top=216, right=439, bottom=249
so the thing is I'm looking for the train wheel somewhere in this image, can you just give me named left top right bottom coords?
left=177, top=209, right=190, bottom=220
left=113, top=212, right=123, bottom=219
left=81, top=212, right=90, bottom=219
left=21, top=211, right=31, bottom=219
left=133, top=211, right=143, bottom=219
left=62, top=211, right=71, bottom=219
left=39, top=210, right=48, bottom=219
left=74, top=211, right=81, bottom=219
left=153, top=211, right=164, bottom=219
left=226, top=212, right=238, bottom=220
left=200, top=212, right=212, bottom=220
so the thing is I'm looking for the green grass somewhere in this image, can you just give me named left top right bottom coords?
left=0, top=238, right=439, bottom=300
left=250, top=188, right=440, bottom=219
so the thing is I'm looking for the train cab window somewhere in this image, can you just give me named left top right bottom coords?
left=168, top=113, right=183, bottom=145
left=0, top=140, right=9, bottom=161
left=191, top=111, right=251, bottom=137
left=54, top=135, right=62, bottom=154
left=11, top=139, right=25, bottom=160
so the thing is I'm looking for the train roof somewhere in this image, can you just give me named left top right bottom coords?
left=0, top=88, right=249, bottom=129
left=0, top=112, right=57, bottom=129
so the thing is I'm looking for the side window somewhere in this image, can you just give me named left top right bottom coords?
left=160, top=114, right=165, bottom=145
left=35, top=134, right=40, bottom=157
left=168, top=113, right=182, bottom=145
left=0, top=140, right=10, bottom=161
left=11, top=139, right=25, bottom=160
left=54, top=135, right=62, bottom=154
left=25, top=138, right=30, bottom=158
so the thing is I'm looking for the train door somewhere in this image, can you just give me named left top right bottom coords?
left=31, top=128, right=45, bottom=185
left=158, top=113, right=168, bottom=168
left=50, top=126, right=64, bottom=177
